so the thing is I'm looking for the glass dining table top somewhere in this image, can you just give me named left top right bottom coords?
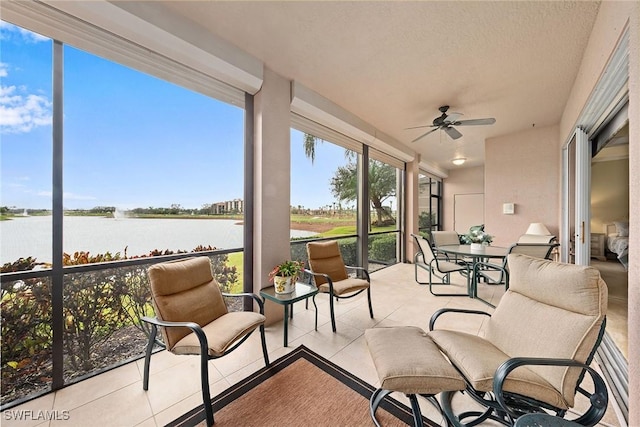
left=436, top=244, right=509, bottom=258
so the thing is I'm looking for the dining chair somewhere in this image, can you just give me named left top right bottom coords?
left=412, top=233, right=471, bottom=297
left=431, top=230, right=460, bottom=246
left=431, top=230, right=463, bottom=261
left=518, top=234, right=557, bottom=244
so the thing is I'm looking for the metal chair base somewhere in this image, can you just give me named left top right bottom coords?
left=370, top=388, right=449, bottom=427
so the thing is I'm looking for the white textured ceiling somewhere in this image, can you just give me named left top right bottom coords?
left=160, top=1, right=600, bottom=171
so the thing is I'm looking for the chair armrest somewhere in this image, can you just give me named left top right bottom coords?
left=493, top=357, right=608, bottom=425
left=304, top=268, right=334, bottom=292
left=141, top=316, right=208, bottom=352
left=222, top=292, right=265, bottom=314
left=344, top=265, right=371, bottom=281
left=429, top=308, right=491, bottom=331
left=304, top=268, right=331, bottom=281
left=474, top=261, right=510, bottom=285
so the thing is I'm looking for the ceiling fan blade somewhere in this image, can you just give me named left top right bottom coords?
left=443, top=126, right=463, bottom=140
left=405, top=124, right=437, bottom=130
left=453, top=118, right=496, bottom=126
left=443, top=112, right=463, bottom=124
left=411, top=127, right=439, bottom=143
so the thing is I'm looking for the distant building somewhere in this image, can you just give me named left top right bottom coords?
left=212, top=198, right=243, bottom=214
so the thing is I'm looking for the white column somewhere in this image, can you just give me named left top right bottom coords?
left=253, top=67, right=291, bottom=324
left=574, top=127, right=590, bottom=266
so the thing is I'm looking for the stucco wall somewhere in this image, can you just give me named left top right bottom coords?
left=442, top=166, right=484, bottom=232
left=558, top=2, right=638, bottom=424
left=484, top=125, right=560, bottom=247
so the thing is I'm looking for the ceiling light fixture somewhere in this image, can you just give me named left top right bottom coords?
left=452, top=157, right=466, bottom=166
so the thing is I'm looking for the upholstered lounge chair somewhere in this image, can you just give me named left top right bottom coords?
left=429, top=254, right=609, bottom=426
left=474, top=242, right=559, bottom=306
left=306, top=240, right=373, bottom=332
left=142, top=257, right=270, bottom=427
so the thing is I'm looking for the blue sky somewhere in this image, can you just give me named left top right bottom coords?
left=1, top=21, right=345, bottom=211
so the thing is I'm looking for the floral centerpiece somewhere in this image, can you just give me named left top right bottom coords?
left=269, top=260, right=304, bottom=294
left=459, top=224, right=493, bottom=248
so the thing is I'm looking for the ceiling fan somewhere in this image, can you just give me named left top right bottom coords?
left=408, top=105, right=496, bottom=142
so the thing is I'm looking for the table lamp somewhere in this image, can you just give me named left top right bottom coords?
left=525, top=223, right=551, bottom=235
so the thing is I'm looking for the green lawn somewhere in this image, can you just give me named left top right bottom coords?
left=315, top=224, right=396, bottom=237
left=227, top=252, right=244, bottom=293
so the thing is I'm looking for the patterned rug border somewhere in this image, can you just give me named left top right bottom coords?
left=166, top=345, right=436, bottom=427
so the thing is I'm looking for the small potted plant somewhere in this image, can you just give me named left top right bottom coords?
left=460, top=225, right=493, bottom=251
left=269, top=260, right=304, bottom=294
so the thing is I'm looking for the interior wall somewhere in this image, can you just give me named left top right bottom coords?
left=484, top=125, right=560, bottom=247
left=558, top=2, right=638, bottom=424
left=442, top=166, right=483, bottom=232
left=591, top=158, right=629, bottom=233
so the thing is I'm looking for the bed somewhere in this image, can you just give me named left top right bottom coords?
left=604, top=222, right=629, bottom=271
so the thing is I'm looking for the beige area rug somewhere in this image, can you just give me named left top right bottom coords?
left=167, top=345, right=437, bottom=427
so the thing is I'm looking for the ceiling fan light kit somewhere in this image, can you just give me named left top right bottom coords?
left=452, top=158, right=466, bottom=166
left=409, top=105, right=496, bottom=143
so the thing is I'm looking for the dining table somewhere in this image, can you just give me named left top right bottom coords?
left=435, top=244, right=509, bottom=306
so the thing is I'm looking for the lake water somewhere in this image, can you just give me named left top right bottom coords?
left=0, top=216, right=317, bottom=264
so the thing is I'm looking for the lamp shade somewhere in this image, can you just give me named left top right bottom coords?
left=525, top=222, right=551, bottom=235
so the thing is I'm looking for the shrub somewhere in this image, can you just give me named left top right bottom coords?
left=1, top=246, right=240, bottom=405
left=1, top=276, right=53, bottom=403
left=369, top=234, right=397, bottom=263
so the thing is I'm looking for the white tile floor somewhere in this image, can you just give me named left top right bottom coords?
left=4, top=263, right=623, bottom=427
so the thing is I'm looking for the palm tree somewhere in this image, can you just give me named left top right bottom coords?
left=304, top=133, right=320, bottom=164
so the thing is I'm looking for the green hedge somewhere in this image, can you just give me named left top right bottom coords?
left=369, top=234, right=397, bottom=263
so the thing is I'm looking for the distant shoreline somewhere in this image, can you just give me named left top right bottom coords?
left=234, top=220, right=335, bottom=234
left=2, top=213, right=340, bottom=234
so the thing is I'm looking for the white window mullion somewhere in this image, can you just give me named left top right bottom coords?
left=574, top=127, right=591, bottom=266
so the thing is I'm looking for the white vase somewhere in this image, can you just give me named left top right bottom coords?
left=274, top=276, right=294, bottom=294
left=470, top=243, right=484, bottom=251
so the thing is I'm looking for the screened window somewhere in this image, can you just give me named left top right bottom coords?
left=289, top=129, right=358, bottom=262
left=62, top=45, right=245, bottom=259
left=418, top=173, right=442, bottom=238
left=0, top=22, right=53, bottom=266
left=367, top=156, right=401, bottom=270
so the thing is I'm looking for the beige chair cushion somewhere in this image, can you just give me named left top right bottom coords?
left=503, top=254, right=606, bottom=315
left=485, top=254, right=607, bottom=406
left=148, top=257, right=229, bottom=349
left=306, top=240, right=350, bottom=285
left=431, top=255, right=607, bottom=409
left=317, top=277, right=369, bottom=295
left=429, top=329, right=567, bottom=409
left=173, top=311, right=266, bottom=357
left=366, top=327, right=465, bottom=395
